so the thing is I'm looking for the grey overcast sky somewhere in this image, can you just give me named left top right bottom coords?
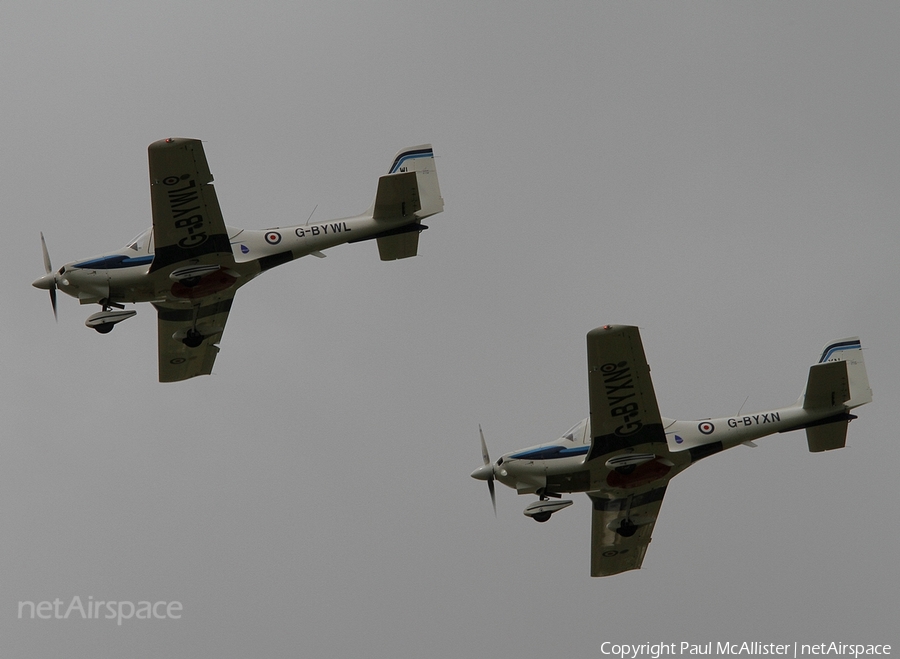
left=2, top=2, right=897, bottom=656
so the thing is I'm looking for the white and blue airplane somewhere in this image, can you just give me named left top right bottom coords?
left=472, top=325, right=872, bottom=576
left=33, top=138, right=443, bottom=381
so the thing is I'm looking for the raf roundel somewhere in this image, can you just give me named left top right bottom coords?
left=698, top=421, right=715, bottom=435
left=265, top=231, right=282, bottom=245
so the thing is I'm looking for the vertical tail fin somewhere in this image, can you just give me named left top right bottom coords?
left=800, top=337, right=871, bottom=452
left=366, top=145, right=443, bottom=261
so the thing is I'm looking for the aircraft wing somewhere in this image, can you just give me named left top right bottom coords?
left=589, top=485, right=667, bottom=576
left=586, top=325, right=667, bottom=461
left=153, top=297, right=234, bottom=382
left=585, top=326, right=672, bottom=576
left=147, top=138, right=234, bottom=273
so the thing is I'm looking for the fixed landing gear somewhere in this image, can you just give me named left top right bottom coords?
left=608, top=494, right=645, bottom=538
left=615, top=520, right=638, bottom=537
left=85, top=300, right=136, bottom=334
left=171, top=305, right=224, bottom=349
left=182, top=329, right=204, bottom=348
left=523, top=494, right=574, bottom=522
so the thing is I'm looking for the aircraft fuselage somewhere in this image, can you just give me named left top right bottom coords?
left=41, top=213, right=420, bottom=307
left=489, top=403, right=852, bottom=498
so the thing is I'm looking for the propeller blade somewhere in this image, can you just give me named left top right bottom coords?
left=38, top=232, right=58, bottom=322
left=487, top=476, right=496, bottom=516
left=49, top=286, right=58, bottom=321
left=478, top=425, right=497, bottom=516
left=40, top=232, right=52, bottom=274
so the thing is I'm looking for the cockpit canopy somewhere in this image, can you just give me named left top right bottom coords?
left=126, top=228, right=154, bottom=254
left=560, top=418, right=590, bottom=444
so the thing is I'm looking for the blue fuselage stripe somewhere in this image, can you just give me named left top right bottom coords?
left=73, top=255, right=154, bottom=270
left=508, top=445, right=589, bottom=461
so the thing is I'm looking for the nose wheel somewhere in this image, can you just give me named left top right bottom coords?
left=85, top=300, right=136, bottom=334
left=523, top=496, right=574, bottom=522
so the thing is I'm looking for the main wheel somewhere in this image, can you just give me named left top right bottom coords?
left=616, top=521, right=638, bottom=537
left=93, top=323, right=114, bottom=334
left=532, top=512, right=551, bottom=523
left=182, top=330, right=204, bottom=348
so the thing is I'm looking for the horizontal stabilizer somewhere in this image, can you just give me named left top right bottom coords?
left=372, top=171, right=421, bottom=220
left=377, top=231, right=420, bottom=261
left=806, top=420, right=849, bottom=452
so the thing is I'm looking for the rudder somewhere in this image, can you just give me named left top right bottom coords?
left=386, top=144, right=443, bottom=219
left=816, top=337, right=872, bottom=409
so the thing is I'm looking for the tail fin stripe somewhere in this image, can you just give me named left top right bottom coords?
left=819, top=339, right=861, bottom=363
left=389, top=147, right=434, bottom=174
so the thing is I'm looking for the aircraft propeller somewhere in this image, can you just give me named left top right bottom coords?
left=470, top=425, right=497, bottom=515
left=32, top=232, right=58, bottom=320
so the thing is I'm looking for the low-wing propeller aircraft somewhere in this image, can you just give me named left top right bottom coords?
left=472, top=325, right=872, bottom=576
left=33, top=138, right=443, bottom=381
